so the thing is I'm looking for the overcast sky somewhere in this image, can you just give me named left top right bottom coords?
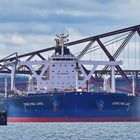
left=0, top=0, right=139, bottom=58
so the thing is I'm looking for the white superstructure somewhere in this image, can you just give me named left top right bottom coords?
left=10, top=34, right=122, bottom=93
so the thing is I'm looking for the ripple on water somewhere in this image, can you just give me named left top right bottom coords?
left=0, top=122, right=140, bottom=140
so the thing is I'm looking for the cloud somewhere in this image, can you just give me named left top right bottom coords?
left=11, top=34, right=27, bottom=45
left=0, top=0, right=138, bottom=24
left=0, top=0, right=139, bottom=60
left=0, top=23, right=52, bottom=34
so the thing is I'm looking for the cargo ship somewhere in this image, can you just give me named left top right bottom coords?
left=0, top=25, right=140, bottom=122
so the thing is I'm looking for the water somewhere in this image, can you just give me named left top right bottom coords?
left=0, top=122, right=140, bottom=140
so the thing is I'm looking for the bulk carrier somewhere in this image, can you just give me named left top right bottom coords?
left=0, top=25, right=140, bottom=122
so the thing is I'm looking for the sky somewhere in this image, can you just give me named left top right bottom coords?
left=0, top=0, right=140, bottom=59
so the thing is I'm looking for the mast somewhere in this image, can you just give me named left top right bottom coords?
left=5, top=75, right=8, bottom=98
left=111, top=65, right=116, bottom=93
left=132, top=73, right=135, bottom=96
left=55, top=34, right=69, bottom=56
left=10, top=53, right=18, bottom=91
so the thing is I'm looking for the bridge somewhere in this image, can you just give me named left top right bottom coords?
left=0, top=24, right=140, bottom=93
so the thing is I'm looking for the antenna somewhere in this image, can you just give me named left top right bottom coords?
left=55, top=33, right=69, bottom=56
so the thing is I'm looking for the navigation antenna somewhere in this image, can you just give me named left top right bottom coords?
left=55, top=34, right=69, bottom=56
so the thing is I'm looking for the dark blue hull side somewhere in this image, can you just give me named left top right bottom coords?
left=1, top=92, right=140, bottom=122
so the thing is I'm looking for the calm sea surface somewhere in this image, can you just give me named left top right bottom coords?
left=0, top=122, right=140, bottom=140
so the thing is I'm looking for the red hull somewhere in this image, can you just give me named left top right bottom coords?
left=8, top=117, right=140, bottom=122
